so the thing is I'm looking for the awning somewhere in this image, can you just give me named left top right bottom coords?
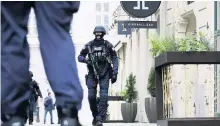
left=114, top=38, right=129, bottom=51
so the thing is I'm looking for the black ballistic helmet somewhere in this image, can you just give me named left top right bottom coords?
left=93, top=26, right=106, bottom=35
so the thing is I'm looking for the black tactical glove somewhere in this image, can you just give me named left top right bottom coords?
left=111, top=73, right=117, bottom=84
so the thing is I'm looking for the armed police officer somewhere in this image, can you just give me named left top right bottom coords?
left=78, top=26, right=118, bottom=126
left=25, top=71, right=43, bottom=125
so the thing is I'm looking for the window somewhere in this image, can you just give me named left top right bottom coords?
left=96, top=15, right=101, bottom=25
left=96, top=3, right=101, bottom=12
left=104, top=3, right=109, bottom=12
left=104, top=25, right=109, bottom=34
left=104, top=15, right=109, bottom=25
left=187, top=1, right=194, bottom=5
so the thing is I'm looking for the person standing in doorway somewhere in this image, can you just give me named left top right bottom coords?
left=44, top=92, right=54, bottom=124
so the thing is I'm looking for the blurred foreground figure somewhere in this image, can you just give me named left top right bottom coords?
left=25, top=71, right=43, bottom=125
left=1, top=2, right=83, bottom=126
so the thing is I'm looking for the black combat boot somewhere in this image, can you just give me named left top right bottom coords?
left=57, top=102, right=82, bottom=126
left=95, top=121, right=103, bottom=126
left=92, top=118, right=96, bottom=126
left=58, top=119, right=61, bottom=124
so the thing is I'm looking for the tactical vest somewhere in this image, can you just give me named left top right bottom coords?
left=91, top=45, right=107, bottom=62
left=88, top=40, right=112, bottom=77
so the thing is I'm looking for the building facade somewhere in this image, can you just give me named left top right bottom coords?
left=110, top=1, right=218, bottom=122
left=215, top=1, right=220, bottom=114
left=109, top=3, right=158, bottom=122
left=159, top=1, right=216, bottom=118
left=159, top=1, right=214, bottom=37
left=95, top=2, right=110, bottom=34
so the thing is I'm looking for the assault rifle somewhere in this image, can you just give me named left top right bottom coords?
left=87, top=45, right=100, bottom=82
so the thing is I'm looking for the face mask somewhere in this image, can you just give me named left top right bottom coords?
left=95, top=32, right=103, bottom=40
left=96, top=35, right=101, bottom=39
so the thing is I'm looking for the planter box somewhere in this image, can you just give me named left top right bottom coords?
left=97, top=96, right=124, bottom=101
left=155, top=51, right=220, bottom=69
left=145, top=97, right=157, bottom=123
left=121, top=103, right=137, bottom=123
left=157, top=118, right=220, bottom=126
left=214, top=113, right=220, bottom=117
left=155, top=51, right=220, bottom=120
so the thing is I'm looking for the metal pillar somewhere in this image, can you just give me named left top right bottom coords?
left=213, top=1, right=220, bottom=116
left=214, top=1, right=218, bottom=115
left=214, top=1, right=220, bottom=115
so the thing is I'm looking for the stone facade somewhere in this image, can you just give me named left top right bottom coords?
left=112, top=1, right=217, bottom=122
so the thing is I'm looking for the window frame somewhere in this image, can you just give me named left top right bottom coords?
left=103, top=3, right=109, bottom=12
left=96, top=3, right=101, bottom=12
left=104, top=24, right=109, bottom=34
left=104, top=15, right=109, bottom=25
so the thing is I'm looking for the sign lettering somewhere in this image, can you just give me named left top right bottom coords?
left=133, top=1, right=149, bottom=10
left=124, top=21, right=157, bottom=29
left=121, top=23, right=127, bottom=32
left=118, top=21, right=132, bottom=35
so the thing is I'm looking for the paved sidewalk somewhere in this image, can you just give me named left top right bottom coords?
left=26, top=123, right=157, bottom=126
